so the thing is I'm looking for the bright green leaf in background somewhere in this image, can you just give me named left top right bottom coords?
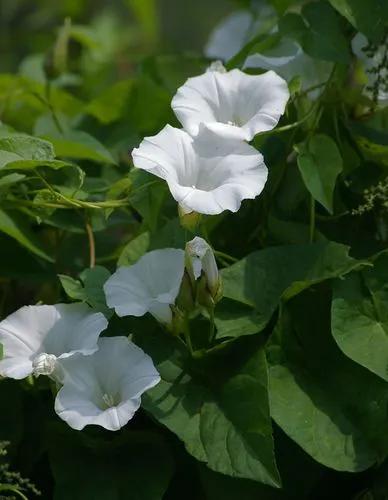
left=332, top=253, right=388, bottom=382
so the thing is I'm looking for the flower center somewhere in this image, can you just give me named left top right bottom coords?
left=32, top=353, right=57, bottom=377
left=102, top=393, right=117, bottom=409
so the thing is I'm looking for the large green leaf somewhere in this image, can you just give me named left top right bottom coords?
left=279, top=2, right=351, bottom=64
left=332, top=254, right=388, bottom=381
left=220, top=242, right=363, bottom=338
left=269, top=291, right=388, bottom=472
left=328, top=0, right=388, bottom=42
left=0, top=209, right=53, bottom=261
left=86, top=79, right=133, bottom=124
left=118, top=231, right=150, bottom=267
left=129, top=170, right=167, bottom=231
left=137, top=332, right=280, bottom=487
left=48, top=426, right=174, bottom=500
left=301, top=2, right=351, bottom=64
left=59, top=265, right=112, bottom=316
left=0, top=133, right=78, bottom=173
left=296, top=134, right=343, bottom=213
left=41, top=130, right=116, bottom=165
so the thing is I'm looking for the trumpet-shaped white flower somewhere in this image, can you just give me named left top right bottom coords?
left=171, top=68, right=289, bottom=141
left=104, top=248, right=185, bottom=324
left=0, top=304, right=107, bottom=380
left=205, top=9, right=331, bottom=98
left=132, top=124, right=267, bottom=215
left=186, top=237, right=220, bottom=298
left=55, top=336, right=160, bottom=431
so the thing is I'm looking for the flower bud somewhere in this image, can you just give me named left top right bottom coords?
left=176, top=270, right=196, bottom=314
left=185, top=237, right=222, bottom=305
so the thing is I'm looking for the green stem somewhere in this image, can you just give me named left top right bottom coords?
left=214, top=250, right=238, bottom=263
left=309, top=195, right=315, bottom=243
left=258, top=101, right=319, bottom=137
left=85, top=216, right=96, bottom=268
left=6, top=196, right=129, bottom=211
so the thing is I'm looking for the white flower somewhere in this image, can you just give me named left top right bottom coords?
left=171, top=68, right=289, bottom=141
left=104, top=248, right=185, bottom=324
left=205, top=10, right=331, bottom=98
left=132, top=124, right=268, bottom=215
left=186, top=237, right=220, bottom=298
left=0, top=303, right=107, bottom=381
left=55, top=336, right=160, bottom=431
left=205, top=8, right=275, bottom=62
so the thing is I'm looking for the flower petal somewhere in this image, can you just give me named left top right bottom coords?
left=44, top=303, right=108, bottom=358
left=171, top=69, right=289, bottom=140
left=56, top=337, right=160, bottom=431
left=0, top=304, right=107, bottom=380
left=132, top=125, right=195, bottom=182
left=104, top=249, right=185, bottom=320
left=132, top=125, right=267, bottom=216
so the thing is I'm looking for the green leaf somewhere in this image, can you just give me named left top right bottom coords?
left=118, top=232, right=150, bottom=267
left=297, top=134, right=343, bottom=213
left=269, top=291, right=388, bottom=472
left=0, top=173, right=26, bottom=188
left=86, top=79, right=133, bottom=124
left=129, top=170, right=167, bottom=231
left=0, top=209, right=53, bottom=261
left=221, top=242, right=363, bottom=337
left=125, top=0, right=159, bottom=43
left=301, top=1, right=351, bottom=64
left=58, top=274, right=86, bottom=301
left=59, top=265, right=112, bottom=316
left=215, top=300, right=266, bottom=340
left=0, top=135, right=57, bottom=170
left=48, top=426, right=174, bottom=500
left=80, top=266, right=111, bottom=314
left=137, top=333, right=280, bottom=487
left=332, top=254, right=388, bottom=381
left=41, top=130, right=116, bottom=165
left=280, top=3, right=351, bottom=64
left=328, top=0, right=388, bottom=42
left=127, top=76, right=172, bottom=134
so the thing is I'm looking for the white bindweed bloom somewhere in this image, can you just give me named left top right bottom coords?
left=104, top=248, right=185, bottom=324
left=0, top=304, right=107, bottom=381
left=186, top=237, right=220, bottom=299
left=205, top=7, right=276, bottom=63
left=132, top=124, right=268, bottom=215
left=55, top=336, right=160, bottom=431
left=171, top=67, right=289, bottom=141
left=205, top=9, right=331, bottom=99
